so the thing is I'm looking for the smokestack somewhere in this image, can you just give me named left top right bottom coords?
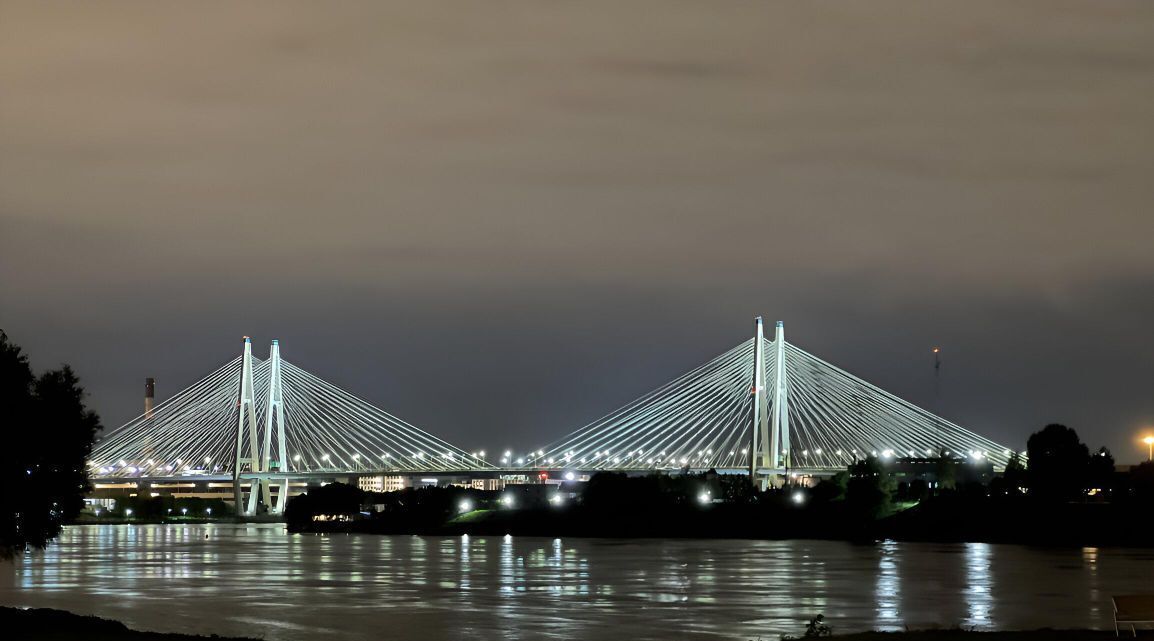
left=144, top=377, right=155, bottom=419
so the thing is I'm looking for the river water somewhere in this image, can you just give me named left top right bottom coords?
left=2, top=524, right=1152, bottom=640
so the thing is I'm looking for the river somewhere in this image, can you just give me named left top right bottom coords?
left=2, top=524, right=1152, bottom=640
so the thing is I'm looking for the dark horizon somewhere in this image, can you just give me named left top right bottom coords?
left=2, top=1, right=1153, bottom=462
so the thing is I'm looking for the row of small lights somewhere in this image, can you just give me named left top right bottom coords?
left=455, top=485, right=802, bottom=514
left=93, top=449, right=493, bottom=475
left=112, top=507, right=213, bottom=517
left=93, top=445, right=1019, bottom=475
left=94, top=457, right=222, bottom=475
left=457, top=491, right=569, bottom=515
left=506, top=447, right=1019, bottom=467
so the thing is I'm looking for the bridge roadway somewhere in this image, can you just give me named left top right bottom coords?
left=97, top=466, right=836, bottom=486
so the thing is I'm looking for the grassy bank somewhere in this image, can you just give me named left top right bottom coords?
left=294, top=499, right=1154, bottom=547
left=0, top=608, right=255, bottom=641
left=826, top=631, right=1115, bottom=640
left=1, top=607, right=1117, bottom=640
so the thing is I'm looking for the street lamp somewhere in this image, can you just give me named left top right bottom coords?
left=1143, top=436, right=1154, bottom=462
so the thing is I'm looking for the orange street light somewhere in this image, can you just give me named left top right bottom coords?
left=1143, top=436, right=1154, bottom=462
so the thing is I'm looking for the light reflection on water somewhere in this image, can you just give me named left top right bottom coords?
left=2, top=525, right=1153, bottom=641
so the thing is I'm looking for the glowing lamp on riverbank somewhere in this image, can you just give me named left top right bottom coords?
left=792, top=492, right=805, bottom=505
left=459, top=500, right=473, bottom=513
left=500, top=495, right=515, bottom=508
left=697, top=491, right=711, bottom=505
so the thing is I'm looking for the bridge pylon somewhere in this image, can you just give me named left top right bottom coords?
left=750, top=318, right=791, bottom=488
left=234, top=337, right=262, bottom=515
left=769, top=320, right=791, bottom=472
left=749, top=317, right=768, bottom=486
left=261, top=340, right=289, bottom=514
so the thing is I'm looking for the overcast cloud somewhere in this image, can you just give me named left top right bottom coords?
left=2, top=1, right=1153, bottom=459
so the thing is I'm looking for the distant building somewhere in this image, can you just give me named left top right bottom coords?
left=470, top=478, right=504, bottom=491
left=889, top=456, right=995, bottom=487
left=357, top=475, right=406, bottom=493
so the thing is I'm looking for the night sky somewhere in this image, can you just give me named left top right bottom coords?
left=2, top=2, right=1153, bottom=461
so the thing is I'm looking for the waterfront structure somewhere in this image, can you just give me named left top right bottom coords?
left=90, top=337, right=490, bottom=514
left=528, top=319, right=1018, bottom=486
left=88, top=319, right=1019, bottom=506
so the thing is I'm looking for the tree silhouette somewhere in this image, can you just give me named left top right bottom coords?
left=1026, top=424, right=1089, bottom=502
left=846, top=456, right=894, bottom=519
left=1087, top=446, right=1116, bottom=493
left=0, top=331, right=101, bottom=558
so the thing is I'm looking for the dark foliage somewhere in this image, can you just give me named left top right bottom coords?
left=990, top=452, right=1027, bottom=496
left=1026, top=424, right=1090, bottom=501
left=1, top=607, right=259, bottom=641
left=582, top=471, right=709, bottom=512
left=110, top=495, right=232, bottom=519
left=370, top=486, right=478, bottom=526
left=846, top=456, right=894, bottom=519
left=0, top=331, right=101, bottom=558
left=284, top=482, right=366, bottom=528
left=1087, top=447, right=1116, bottom=491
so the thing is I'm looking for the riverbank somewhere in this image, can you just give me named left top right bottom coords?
left=1, top=607, right=256, bottom=641
left=0, top=607, right=1117, bottom=640
left=294, top=498, right=1154, bottom=547
left=828, top=632, right=1115, bottom=640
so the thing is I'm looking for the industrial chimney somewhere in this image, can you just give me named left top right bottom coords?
left=144, top=377, right=155, bottom=419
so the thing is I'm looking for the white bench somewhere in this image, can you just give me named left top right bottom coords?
left=1114, top=595, right=1154, bottom=637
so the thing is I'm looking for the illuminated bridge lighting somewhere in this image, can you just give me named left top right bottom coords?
left=520, top=320, right=1016, bottom=473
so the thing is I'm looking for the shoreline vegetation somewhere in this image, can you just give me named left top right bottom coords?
left=0, top=607, right=1116, bottom=640
left=280, top=468, right=1154, bottom=547
left=0, top=607, right=258, bottom=641
left=290, top=496, right=1154, bottom=547
left=277, top=425, right=1154, bottom=547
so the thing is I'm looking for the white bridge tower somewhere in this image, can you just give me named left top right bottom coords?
left=233, top=337, right=261, bottom=512
left=750, top=318, right=791, bottom=486
left=260, top=339, right=289, bottom=514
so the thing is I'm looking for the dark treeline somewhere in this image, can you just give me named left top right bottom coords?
left=1, top=331, right=101, bottom=558
left=84, top=495, right=234, bottom=521
left=288, top=423, right=1154, bottom=546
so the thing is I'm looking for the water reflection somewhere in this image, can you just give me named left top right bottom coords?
left=874, top=539, right=901, bottom=629
left=963, top=542, right=993, bottom=627
left=3, top=526, right=1152, bottom=641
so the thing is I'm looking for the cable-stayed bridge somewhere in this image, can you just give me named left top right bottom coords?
left=90, top=338, right=491, bottom=514
left=89, top=320, right=1018, bottom=511
left=525, top=319, right=1016, bottom=480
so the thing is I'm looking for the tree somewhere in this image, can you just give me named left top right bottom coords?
left=933, top=447, right=956, bottom=492
left=0, top=331, right=101, bottom=557
left=991, top=451, right=1028, bottom=497
left=1130, top=461, right=1154, bottom=502
left=846, top=456, right=894, bottom=519
left=1087, top=446, right=1116, bottom=493
left=1026, top=424, right=1089, bottom=502
left=284, top=482, right=365, bottom=528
